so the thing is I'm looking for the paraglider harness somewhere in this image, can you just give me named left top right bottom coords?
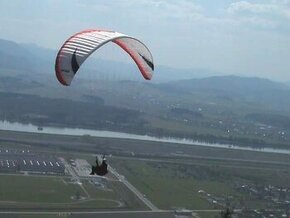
left=90, top=155, right=108, bottom=176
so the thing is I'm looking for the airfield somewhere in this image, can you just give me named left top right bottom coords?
left=0, top=130, right=290, bottom=218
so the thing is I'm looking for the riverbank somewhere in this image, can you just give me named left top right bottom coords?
left=1, top=129, right=290, bottom=165
left=0, top=120, right=290, bottom=155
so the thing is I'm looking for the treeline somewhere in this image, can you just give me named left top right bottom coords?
left=146, top=127, right=272, bottom=148
left=0, top=92, right=147, bottom=132
left=0, top=92, right=289, bottom=149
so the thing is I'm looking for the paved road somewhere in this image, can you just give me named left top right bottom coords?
left=59, top=158, right=90, bottom=198
left=108, top=166, right=159, bottom=211
left=0, top=210, right=175, bottom=218
left=0, top=210, right=172, bottom=214
left=61, top=156, right=158, bottom=211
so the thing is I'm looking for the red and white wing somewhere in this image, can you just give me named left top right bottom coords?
left=55, top=29, right=154, bottom=86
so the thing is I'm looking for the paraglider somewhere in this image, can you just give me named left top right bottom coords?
left=55, top=29, right=154, bottom=176
left=55, top=29, right=154, bottom=86
left=90, top=155, right=108, bottom=176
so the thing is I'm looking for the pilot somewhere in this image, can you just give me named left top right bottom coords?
left=90, top=156, right=108, bottom=176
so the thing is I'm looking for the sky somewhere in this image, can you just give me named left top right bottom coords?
left=0, top=0, right=289, bottom=81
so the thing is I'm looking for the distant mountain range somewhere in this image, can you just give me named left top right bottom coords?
left=0, top=38, right=215, bottom=83
left=166, top=76, right=290, bottom=114
left=1, top=37, right=290, bottom=114
left=169, top=75, right=288, bottom=92
left=0, top=39, right=35, bottom=72
left=1, top=37, right=290, bottom=110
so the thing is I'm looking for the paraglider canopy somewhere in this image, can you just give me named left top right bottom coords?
left=55, top=29, right=154, bottom=86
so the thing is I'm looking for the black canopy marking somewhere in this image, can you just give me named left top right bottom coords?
left=71, top=49, right=80, bottom=74
left=139, top=53, right=154, bottom=71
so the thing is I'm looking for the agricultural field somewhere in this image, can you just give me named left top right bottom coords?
left=110, top=157, right=290, bottom=211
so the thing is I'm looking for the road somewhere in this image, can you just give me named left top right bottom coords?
left=60, top=156, right=157, bottom=211
left=0, top=210, right=172, bottom=214
left=59, top=157, right=90, bottom=198
left=0, top=210, right=176, bottom=218
left=108, top=166, right=159, bottom=211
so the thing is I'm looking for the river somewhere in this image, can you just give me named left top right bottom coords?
left=0, top=120, right=289, bottom=154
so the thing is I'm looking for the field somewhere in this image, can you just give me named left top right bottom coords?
left=110, top=156, right=290, bottom=211
left=0, top=175, right=120, bottom=210
left=0, top=175, right=82, bottom=204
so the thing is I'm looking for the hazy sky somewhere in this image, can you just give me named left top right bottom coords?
left=0, top=0, right=289, bottom=81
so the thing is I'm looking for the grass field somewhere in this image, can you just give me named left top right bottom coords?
left=0, top=175, right=120, bottom=209
left=111, top=159, right=219, bottom=209
left=81, top=180, right=147, bottom=210
left=110, top=157, right=290, bottom=210
left=0, top=175, right=83, bottom=204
